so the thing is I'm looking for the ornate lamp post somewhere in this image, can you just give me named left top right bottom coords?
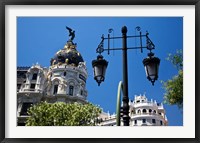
left=92, top=26, right=160, bottom=126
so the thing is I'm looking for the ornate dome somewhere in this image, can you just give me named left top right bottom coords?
left=50, top=41, right=84, bottom=67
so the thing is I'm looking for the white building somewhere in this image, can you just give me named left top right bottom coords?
left=98, top=94, right=168, bottom=126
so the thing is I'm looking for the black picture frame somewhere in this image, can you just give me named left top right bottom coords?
left=0, top=0, right=199, bottom=143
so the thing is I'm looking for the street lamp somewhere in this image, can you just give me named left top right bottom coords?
left=92, top=55, right=108, bottom=86
left=143, top=52, right=160, bottom=85
left=92, top=26, right=160, bottom=126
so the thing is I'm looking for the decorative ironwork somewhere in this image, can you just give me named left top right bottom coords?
left=96, top=35, right=105, bottom=54
left=135, top=26, right=141, bottom=31
left=146, top=32, right=155, bottom=51
left=96, top=26, right=156, bottom=55
left=108, top=28, right=113, bottom=33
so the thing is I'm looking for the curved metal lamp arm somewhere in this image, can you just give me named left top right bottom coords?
left=116, top=81, right=123, bottom=126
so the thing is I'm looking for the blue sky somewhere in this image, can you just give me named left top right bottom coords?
left=17, top=17, right=183, bottom=126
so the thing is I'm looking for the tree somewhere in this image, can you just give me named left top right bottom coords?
left=162, top=50, right=183, bottom=109
left=25, top=102, right=102, bottom=126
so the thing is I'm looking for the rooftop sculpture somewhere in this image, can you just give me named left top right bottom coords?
left=66, top=26, right=75, bottom=42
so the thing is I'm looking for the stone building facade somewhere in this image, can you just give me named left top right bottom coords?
left=17, top=39, right=88, bottom=126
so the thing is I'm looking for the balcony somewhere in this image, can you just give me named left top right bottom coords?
left=131, top=112, right=165, bottom=120
left=133, top=102, right=156, bottom=108
left=132, top=101, right=163, bottom=109
left=19, top=88, right=43, bottom=94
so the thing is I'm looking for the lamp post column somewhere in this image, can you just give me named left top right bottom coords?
left=122, top=26, right=130, bottom=126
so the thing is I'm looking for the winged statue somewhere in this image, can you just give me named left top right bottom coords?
left=66, top=26, right=75, bottom=41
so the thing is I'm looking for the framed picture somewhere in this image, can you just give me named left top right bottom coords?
left=0, top=0, right=199, bottom=143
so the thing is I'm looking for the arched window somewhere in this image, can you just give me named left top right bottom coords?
left=137, top=109, right=141, bottom=114
left=69, top=85, right=74, bottom=96
left=53, top=80, right=59, bottom=95
left=142, top=109, right=147, bottom=113
left=32, top=73, right=38, bottom=80
left=149, top=109, right=152, bottom=113
left=153, top=110, right=156, bottom=114
left=130, top=109, right=135, bottom=115
left=53, top=85, right=58, bottom=94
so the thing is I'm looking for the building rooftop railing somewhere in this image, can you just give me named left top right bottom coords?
left=132, top=102, right=163, bottom=108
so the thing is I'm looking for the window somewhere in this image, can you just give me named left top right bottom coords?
left=30, top=84, right=35, bottom=89
left=17, top=84, right=21, bottom=90
left=160, top=121, right=163, bottom=125
left=136, top=100, right=140, bottom=103
left=152, top=119, right=156, bottom=124
left=143, top=109, right=147, bottom=113
left=64, top=71, right=66, bottom=76
left=153, top=110, right=156, bottom=114
left=53, top=85, right=58, bottom=94
left=142, top=119, right=146, bottom=123
left=137, top=109, right=141, bottom=114
left=134, top=120, right=137, bottom=125
left=149, top=109, right=152, bottom=113
left=69, top=85, right=74, bottom=96
left=80, top=90, right=83, bottom=95
left=20, top=102, right=33, bottom=116
left=131, top=110, right=134, bottom=115
left=32, top=73, right=37, bottom=80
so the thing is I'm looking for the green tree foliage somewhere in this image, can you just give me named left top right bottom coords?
left=162, top=50, right=183, bottom=109
left=166, top=49, right=183, bottom=71
left=25, top=102, right=102, bottom=126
